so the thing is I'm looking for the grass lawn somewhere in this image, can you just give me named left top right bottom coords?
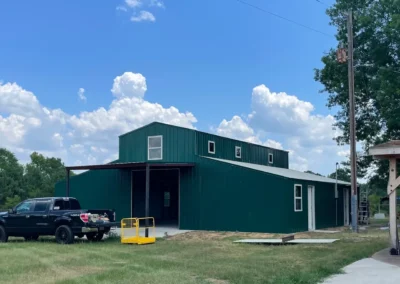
left=0, top=223, right=389, bottom=284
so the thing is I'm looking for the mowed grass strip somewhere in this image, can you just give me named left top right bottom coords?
left=0, top=227, right=388, bottom=284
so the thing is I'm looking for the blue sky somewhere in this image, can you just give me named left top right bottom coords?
left=0, top=0, right=349, bottom=175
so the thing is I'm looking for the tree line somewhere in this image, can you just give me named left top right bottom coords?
left=0, top=148, right=70, bottom=209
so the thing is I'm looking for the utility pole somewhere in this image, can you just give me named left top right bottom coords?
left=347, top=10, right=358, bottom=233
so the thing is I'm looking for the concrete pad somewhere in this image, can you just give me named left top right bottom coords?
left=374, top=213, right=386, bottom=219
left=112, top=226, right=191, bottom=238
left=234, top=239, right=339, bottom=244
left=234, top=239, right=284, bottom=244
left=289, top=239, right=339, bottom=244
left=314, top=230, right=340, bottom=234
left=373, top=248, right=400, bottom=268
left=322, top=258, right=400, bottom=284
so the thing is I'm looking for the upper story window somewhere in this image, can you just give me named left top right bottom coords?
left=148, top=136, right=163, bottom=160
left=235, top=146, right=241, bottom=158
left=208, top=141, right=215, bottom=154
left=268, top=153, right=273, bottom=164
left=294, top=184, right=303, bottom=212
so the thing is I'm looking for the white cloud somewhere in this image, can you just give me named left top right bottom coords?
left=78, top=88, right=86, bottom=102
left=125, top=0, right=142, bottom=8
left=0, top=71, right=197, bottom=167
left=338, top=150, right=350, bottom=157
left=111, top=72, right=147, bottom=98
left=215, top=85, right=349, bottom=175
left=118, top=0, right=163, bottom=23
left=0, top=82, right=41, bottom=116
left=264, top=139, right=283, bottom=150
left=150, top=0, right=165, bottom=8
left=131, top=11, right=156, bottom=22
left=116, top=5, right=128, bottom=12
left=216, top=116, right=256, bottom=141
left=52, top=133, right=64, bottom=147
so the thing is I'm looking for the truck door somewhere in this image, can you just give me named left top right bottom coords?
left=7, top=200, right=35, bottom=235
left=30, top=200, right=52, bottom=235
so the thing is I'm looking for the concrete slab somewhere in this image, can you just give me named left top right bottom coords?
left=112, top=226, right=191, bottom=238
left=234, top=239, right=339, bottom=244
left=373, top=248, right=400, bottom=268
left=322, top=258, right=400, bottom=284
left=314, top=230, right=340, bottom=233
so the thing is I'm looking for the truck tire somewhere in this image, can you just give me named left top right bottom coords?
left=24, top=235, right=39, bottom=241
left=86, top=232, right=104, bottom=242
left=0, top=225, right=8, bottom=243
left=55, top=225, right=74, bottom=244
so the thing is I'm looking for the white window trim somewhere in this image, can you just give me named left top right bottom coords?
left=148, top=135, right=163, bottom=160
left=268, top=153, right=274, bottom=164
left=235, top=146, right=242, bottom=158
left=208, top=141, right=215, bottom=154
left=294, top=184, right=303, bottom=212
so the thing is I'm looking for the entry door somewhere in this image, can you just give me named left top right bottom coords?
left=7, top=200, right=35, bottom=234
left=308, top=185, right=316, bottom=231
left=344, top=188, right=350, bottom=226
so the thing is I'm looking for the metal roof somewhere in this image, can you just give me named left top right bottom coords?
left=203, top=157, right=351, bottom=185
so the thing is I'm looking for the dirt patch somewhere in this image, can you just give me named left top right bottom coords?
left=169, top=231, right=278, bottom=241
left=169, top=227, right=350, bottom=241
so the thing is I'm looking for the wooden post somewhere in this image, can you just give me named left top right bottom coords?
left=66, top=169, right=70, bottom=197
left=388, top=158, right=400, bottom=253
left=145, top=164, right=150, bottom=237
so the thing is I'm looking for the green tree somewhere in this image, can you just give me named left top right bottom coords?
left=315, top=0, right=400, bottom=187
left=368, top=194, right=381, bottom=215
left=4, top=195, right=22, bottom=209
left=327, top=167, right=351, bottom=182
left=24, top=152, right=67, bottom=198
left=304, top=170, right=323, bottom=176
left=0, top=148, right=25, bottom=207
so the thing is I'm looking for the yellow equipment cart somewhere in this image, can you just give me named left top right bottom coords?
left=120, top=217, right=156, bottom=245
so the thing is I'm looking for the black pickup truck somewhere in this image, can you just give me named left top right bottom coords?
left=0, top=197, right=118, bottom=244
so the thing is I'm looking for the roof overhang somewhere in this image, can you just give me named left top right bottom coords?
left=65, top=162, right=195, bottom=171
left=369, top=140, right=400, bottom=159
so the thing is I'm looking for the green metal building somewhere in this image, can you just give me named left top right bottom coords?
left=55, top=122, right=351, bottom=233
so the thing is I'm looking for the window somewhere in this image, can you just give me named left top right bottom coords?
left=208, top=141, right=215, bottom=154
left=268, top=153, right=273, bottom=164
left=235, top=146, right=242, bottom=158
left=148, top=136, right=163, bottom=160
left=34, top=200, right=51, bottom=212
left=294, top=184, right=302, bottom=212
left=53, top=198, right=81, bottom=210
left=15, top=201, right=33, bottom=214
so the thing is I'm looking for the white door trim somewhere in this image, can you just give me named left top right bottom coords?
left=308, top=185, right=316, bottom=231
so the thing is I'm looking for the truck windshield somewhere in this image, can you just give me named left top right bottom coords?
left=53, top=199, right=81, bottom=210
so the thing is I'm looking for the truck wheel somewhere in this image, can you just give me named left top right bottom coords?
left=55, top=225, right=74, bottom=244
left=0, top=225, right=8, bottom=243
left=24, top=235, right=39, bottom=241
left=86, top=232, right=104, bottom=242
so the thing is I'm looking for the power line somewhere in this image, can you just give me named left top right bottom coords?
left=236, top=0, right=333, bottom=38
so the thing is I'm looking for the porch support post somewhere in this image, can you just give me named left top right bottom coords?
left=388, top=158, right=400, bottom=253
left=66, top=168, right=70, bottom=197
left=145, top=164, right=150, bottom=237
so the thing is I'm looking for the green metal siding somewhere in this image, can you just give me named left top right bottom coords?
left=119, top=123, right=196, bottom=163
left=196, top=131, right=289, bottom=168
left=55, top=169, right=131, bottom=221
left=179, top=157, right=307, bottom=233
